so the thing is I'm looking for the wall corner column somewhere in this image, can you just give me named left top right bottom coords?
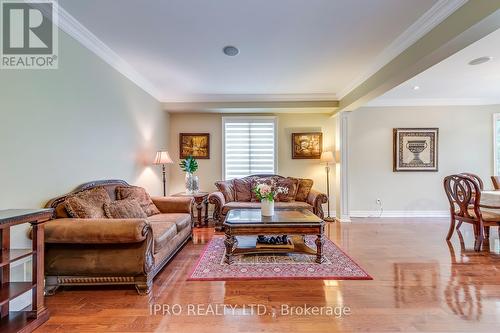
left=334, top=111, right=351, bottom=222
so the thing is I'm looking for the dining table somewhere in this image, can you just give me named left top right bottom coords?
left=480, top=191, right=500, bottom=212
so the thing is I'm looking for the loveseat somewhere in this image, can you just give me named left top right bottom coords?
left=208, top=174, right=328, bottom=231
left=43, top=179, right=193, bottom=295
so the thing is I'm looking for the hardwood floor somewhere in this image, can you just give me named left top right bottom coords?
left=35, top=218, right=500, bottom=332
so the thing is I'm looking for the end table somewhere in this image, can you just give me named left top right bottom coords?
left=172, top=192, right=210, bottom=227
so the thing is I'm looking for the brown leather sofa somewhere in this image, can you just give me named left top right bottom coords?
left=209, top=174, right=327, bottom=231
left=43, top=179, right=193, bottom=295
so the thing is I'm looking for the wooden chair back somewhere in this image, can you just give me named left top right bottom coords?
left=443, top=174, right=481, bottom=220
left=491, top=176, right=500, bottom=190
left=459, top=173, right=484, bottom=190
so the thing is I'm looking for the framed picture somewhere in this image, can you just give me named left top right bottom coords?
left=179, top=133, right=210, bottom=159
left=292, top=132, right=322, bottom=159
left=393, top=128, right=438, bottom=172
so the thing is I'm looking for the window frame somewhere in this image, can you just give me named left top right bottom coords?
left=222, top=116, right=278, bottom=180
left=494, top=113, right=500, bottom=176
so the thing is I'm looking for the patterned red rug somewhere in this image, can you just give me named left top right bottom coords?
left=188, top=236, right=372, bottom=281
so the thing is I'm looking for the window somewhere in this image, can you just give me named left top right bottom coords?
left=223, top=117, right=277, bottom=179
left=494, top=113, right=500, bottom=175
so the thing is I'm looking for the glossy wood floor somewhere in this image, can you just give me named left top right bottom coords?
left=36, top=218, right=500, bottom=332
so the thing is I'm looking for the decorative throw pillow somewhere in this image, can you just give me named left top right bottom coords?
left=215, top=180, right=235, bottom=202
left=233, top=178, right=253, bottom=202
left=250, top=177, right=273, bottom=202
left=286, top=177, right=300, bottom=198
left=64, top=187, right=111, bottom=218
left=104, top=199, right=147, bottom=219
left=115, top=186, right=160, bottom=216
left=295, top=178, right=314, bottom=202
left=275, top=177, right=299, bottom=202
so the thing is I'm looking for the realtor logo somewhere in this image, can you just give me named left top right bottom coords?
left=1, top=0, right=58, bottom=69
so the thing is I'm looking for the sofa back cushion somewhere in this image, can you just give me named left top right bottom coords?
left=275, top=177, right=299, bottom=202
left=233, top=178, right=253, bottom=202
left=104, top=199, right=147, bottom=219
left=215, top=180, right=235, bottom=202
left=64, top=186, right=111, bottom=218
left=294, top=178, right=314, bottom=202
left=116, top=186, right=160, bottom=216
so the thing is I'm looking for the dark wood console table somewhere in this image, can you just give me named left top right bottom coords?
left=0, top=209, right=53, bottom=333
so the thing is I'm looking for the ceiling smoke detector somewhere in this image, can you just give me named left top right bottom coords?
left=223, top=46, right=239, bottom=56
left=468, top=56, right=492, bottom=65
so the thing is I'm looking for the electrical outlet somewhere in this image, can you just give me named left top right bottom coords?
left=376, top=198, right=382, bottom=205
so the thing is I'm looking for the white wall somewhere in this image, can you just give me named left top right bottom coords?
left=0, top=30, right=167, bottom=307
left=168, top=112, right=336, bottom=213
left=348, top=105, right=500, bottom=215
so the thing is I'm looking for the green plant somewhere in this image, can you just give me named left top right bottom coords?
left=179, top=156, right=198, bottom=173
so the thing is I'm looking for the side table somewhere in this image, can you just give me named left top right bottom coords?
left=172, top=192, right=210, bottom=227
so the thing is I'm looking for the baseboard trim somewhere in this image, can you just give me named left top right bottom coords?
left=350, top=210, right=449, bottom=218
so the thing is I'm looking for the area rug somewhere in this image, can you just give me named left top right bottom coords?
left=188, top=236, right=372, bottom=281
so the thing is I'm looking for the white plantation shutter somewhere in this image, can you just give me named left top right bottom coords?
left=223, top=117, right=277, bottom=179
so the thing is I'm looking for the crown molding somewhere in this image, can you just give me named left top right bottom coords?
left=365, top=97, right=500, bottom=107
left=338, top=0, right=468, bottom=100
left=162, top=93, right=338, bottom=103
left=32, top=1, right=162, bottom=101
left=163, top=100, right=339, bottom=113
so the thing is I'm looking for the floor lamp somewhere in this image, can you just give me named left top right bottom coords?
left=153, top=150, right=174, bottom=196
left=320, top=151, right=336, bottom=222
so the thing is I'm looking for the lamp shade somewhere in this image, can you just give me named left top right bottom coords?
left=320, top=151, right=335, bottom=163
left=153, top=151, right=174, bottom=164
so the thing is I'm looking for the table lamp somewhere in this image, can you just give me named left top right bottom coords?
left=320, top=151, right=336, bottom=222
left=153, top=150, right=174, bottom=196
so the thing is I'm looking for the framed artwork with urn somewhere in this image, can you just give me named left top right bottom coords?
left=393, top=128, right=438, bottom=172
left=179, top=133, right=210, bottom=159
left=292, top=132, right=323, bottom=159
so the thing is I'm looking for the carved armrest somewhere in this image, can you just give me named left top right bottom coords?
left=307, top=189, right=328, bottom=218
left=208, top=191, right=226, bottom=207
left=209, top=191, right=225, bottom=219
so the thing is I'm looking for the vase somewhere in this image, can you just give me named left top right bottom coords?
left=185, top=172, right=194, bottom=194
left=261, top=199, right=274, bottom=217
left=191, top=175, right=200, bottom=193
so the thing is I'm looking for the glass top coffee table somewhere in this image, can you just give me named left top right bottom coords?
left=223, top=209, right=325, bottom=264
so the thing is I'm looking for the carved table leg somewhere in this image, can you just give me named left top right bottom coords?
left=195, top=198, right=203, bottom=227
left=224, top=228, right=235, bottom=264
left=204, top=198, right=209, bottom=226
left=315, top=234, right=324, bottom=264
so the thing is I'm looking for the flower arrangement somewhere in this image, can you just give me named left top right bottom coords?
left=253, top=182, right=288, bottom=202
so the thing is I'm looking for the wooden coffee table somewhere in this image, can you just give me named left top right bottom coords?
left=223, top=209, right=325, bottom=264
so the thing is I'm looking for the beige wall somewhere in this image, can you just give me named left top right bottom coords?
left=348, top=105, right=500, bottom=213
left=0, top=31, right=168, bottom=249
left=168, top=112, right=336, bottom=212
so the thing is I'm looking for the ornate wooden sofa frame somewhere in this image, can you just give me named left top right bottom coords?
left=208, top=174, right=328, bottom=231
left=43, top=179, right=193, bottom=295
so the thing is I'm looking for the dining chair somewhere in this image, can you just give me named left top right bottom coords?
left=460, top=173, right=484, bottom=190
left=491, top=176, right=500, bottom=190
left=443, top=174, right=500, bottom=251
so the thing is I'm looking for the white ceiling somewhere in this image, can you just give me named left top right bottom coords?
left=368, top=27, right=500, bottom=107
left=58, top=0, right=447, bottom=102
